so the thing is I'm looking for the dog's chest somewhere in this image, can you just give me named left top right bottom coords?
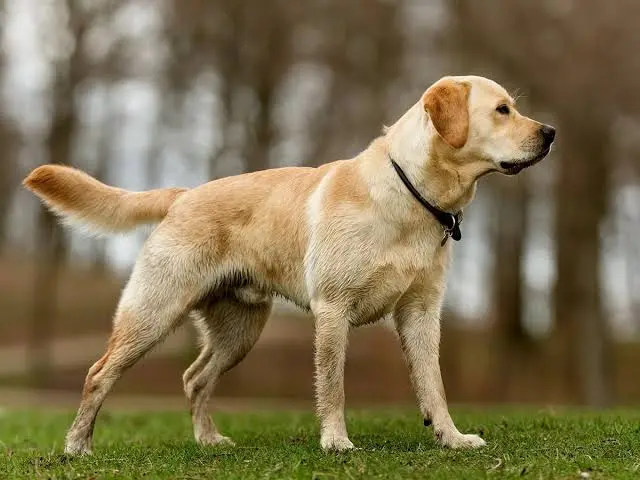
left=307, top=217, right=447, bottom=325
left=383, top=224, right=442, bottom=272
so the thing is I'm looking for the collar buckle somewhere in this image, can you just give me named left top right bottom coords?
left=444, top=213, right=456, bottom=231
left=440, top=215, right=456, bottom=246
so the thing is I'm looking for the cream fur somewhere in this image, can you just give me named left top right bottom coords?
left=23, top=75, right=554, bottom=454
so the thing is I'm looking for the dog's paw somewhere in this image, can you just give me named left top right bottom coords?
left=64, top=438, right=93, bottom=456
left=321, top=434, right=355, bottom=452
left=437, top=431, right=486, bottom=449
left=197, top=433, right=236, bottom=447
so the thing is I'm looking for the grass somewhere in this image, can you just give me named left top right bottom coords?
left=1, top=407, right=639, bottom=479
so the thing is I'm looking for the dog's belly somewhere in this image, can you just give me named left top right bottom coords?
left=262, top=261, right=312, bottom=310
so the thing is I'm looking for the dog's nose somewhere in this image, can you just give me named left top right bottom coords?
left=540, top=125, right=556, bottom=146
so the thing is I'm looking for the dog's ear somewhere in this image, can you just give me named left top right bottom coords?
left=422, top=78, right=471, bottom=149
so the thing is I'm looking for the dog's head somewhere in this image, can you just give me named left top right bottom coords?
left=423, top=76, right=555, bottom=176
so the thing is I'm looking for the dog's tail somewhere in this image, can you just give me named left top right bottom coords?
left=23, top=164, right=188, bottom=235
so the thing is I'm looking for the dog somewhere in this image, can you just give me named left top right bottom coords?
left=24, top=75, right=555, bottom=454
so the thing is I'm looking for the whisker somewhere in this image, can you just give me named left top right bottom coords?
left=510, top=88, right=526, bottom=103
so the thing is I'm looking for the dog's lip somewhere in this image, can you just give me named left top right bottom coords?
left=499, top=148, right=550, bottom=174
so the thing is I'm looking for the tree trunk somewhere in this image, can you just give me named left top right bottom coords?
left=29, top=0, right=83, bottom=385
left=490, top=178, right=532, bottom=401
left=29, top=102, right=75, bottom=387
left=245, top=83, right=274, bottom=173
left=0, top=5, right=17, bottom=247
left=29, top=209, right=67, bottom=387
left=92, top=119, right=111, bottom=271
left=553, top=120, right=612, bottom=407
left=0, top=120, right=18, bottom=247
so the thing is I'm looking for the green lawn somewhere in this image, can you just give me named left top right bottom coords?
left=1, top=408, right=639, bottom=479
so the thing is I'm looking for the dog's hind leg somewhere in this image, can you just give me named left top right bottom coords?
left=183, top=293, right=271, bottom=446
left=64, top=242, right=209, bottom=455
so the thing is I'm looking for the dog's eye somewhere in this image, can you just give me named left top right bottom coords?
left=496, top=104, right=510, bottom=115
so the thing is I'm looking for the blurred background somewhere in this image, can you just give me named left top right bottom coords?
left=0, top=0, right=639, bottom=410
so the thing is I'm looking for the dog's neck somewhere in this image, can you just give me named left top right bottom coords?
left=369, top=101, right=478, bottom=214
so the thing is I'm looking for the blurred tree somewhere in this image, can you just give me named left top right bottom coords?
left=304, top=0, right=403, bottom=163
left=0, top=0, right=18, bottom=246
left=92, top=126, right=110, bottom=270
left=489, top=178, right=532, bottom=400
left=30, top=0, right=95, bottom=386
left=448, top=0, right=640, bottom=405
left=160, top=0, right=297, bottom=175
left=0, top=117, right=18, bottom=247
left=160, top=0, right=402, bottom=175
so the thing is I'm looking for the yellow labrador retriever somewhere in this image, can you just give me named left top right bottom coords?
left=24, top=75, right=555, bottom=454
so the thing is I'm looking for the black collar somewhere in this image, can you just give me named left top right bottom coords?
left=389, top=156, right=463, bottom=246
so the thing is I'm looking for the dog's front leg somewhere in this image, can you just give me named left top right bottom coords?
left=312, top=300, right=354, bottom=452
left=394, top=292, right=486, bottom=449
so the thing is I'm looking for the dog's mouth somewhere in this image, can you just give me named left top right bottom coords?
left=499, top=148, right=550, bottom=175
